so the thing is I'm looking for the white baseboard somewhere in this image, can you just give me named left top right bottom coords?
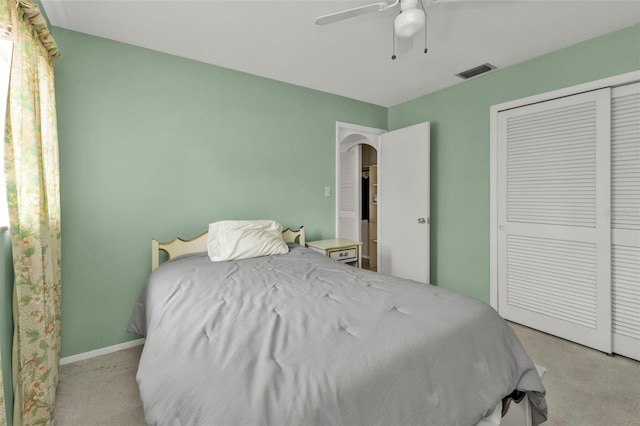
left=60, top=338, right=145, bottom=366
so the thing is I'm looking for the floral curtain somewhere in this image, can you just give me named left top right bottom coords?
left=0, top=0, right=61, bottom=425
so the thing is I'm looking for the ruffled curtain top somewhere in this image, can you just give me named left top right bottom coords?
left=0, top=0, right=60, bottom=59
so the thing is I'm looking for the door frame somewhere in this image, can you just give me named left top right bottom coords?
left=489, top=70, right=640, bottom=310
left=335, top=122, right=385, bottom=252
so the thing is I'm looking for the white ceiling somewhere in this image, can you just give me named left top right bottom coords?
left=41, top=0, right=640, bottom=107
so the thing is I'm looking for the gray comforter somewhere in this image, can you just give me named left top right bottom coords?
left=128, top=244, right=547, bottom=426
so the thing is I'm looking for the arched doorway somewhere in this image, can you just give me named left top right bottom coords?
left=336, top=122, right=383, bottom=269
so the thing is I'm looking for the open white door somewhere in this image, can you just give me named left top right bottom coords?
left=378, top=122, right=430, bottom=283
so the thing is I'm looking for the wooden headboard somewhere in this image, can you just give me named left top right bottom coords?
left=151, top=226, right=305, bottom=270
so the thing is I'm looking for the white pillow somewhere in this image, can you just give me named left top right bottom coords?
left=207, top=220, right=289, bottom=262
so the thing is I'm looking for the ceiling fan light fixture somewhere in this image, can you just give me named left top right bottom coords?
left=394, top=6, right=425, bottom=38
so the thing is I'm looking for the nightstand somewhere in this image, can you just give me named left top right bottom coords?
left=306, top=238, right=362, bottom=268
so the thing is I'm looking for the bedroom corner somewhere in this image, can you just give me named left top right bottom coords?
left=50, top=27, right=386, bottom=361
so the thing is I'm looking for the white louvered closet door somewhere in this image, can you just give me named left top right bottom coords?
left=611, top=83, right=640, bottom=361
left=337, top=144, right=361, bottom=241
left=497, top=89, right=612, bottom=353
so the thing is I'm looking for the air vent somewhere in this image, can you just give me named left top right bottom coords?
left=456, top=63, right=496, bottom=80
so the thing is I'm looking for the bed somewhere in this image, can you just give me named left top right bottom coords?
left=128, top=223, right=547, bottom=426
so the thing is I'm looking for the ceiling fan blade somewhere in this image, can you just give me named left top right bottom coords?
left=395, top=35, right=414, bottom=53
left=315, top=2, right=393, bottom=26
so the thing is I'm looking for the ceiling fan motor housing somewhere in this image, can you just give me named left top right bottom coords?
left=395, top=0, right=425, bottom=38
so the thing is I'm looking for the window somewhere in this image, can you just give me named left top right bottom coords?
left=0, top=39, right=11, bottom=230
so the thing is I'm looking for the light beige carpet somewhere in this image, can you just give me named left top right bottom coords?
left=53, top=345, right=145, bottom=425
left=509, top=323, right=639, bottom=426
left=52, top=323, right=640, bottom=425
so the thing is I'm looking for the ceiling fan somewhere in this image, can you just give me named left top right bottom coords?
left=315, top=0, right=458, bottom=59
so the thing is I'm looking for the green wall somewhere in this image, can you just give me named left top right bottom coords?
left=388, top=24, right=640, bottom=302
left=43, top=23, right=640, bottom=357
left=0, top=230, right=12, bottom=426
left=52, top=28, right=387, bottom=357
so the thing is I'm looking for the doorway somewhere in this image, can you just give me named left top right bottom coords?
left=335, top=122, right=382, bottom=268
left=336, top=121, right=431, bottom=283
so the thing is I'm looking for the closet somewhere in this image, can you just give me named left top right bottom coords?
left=361, top=145, right=378, bottom=271
left=492, top=78, right=639, bottom=361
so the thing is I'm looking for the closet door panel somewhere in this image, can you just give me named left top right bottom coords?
left=611, top=83, right=640, bottom=361
left=337, top=145, right=361, bottom=241
left=497, top=89, right=612, bottom=353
